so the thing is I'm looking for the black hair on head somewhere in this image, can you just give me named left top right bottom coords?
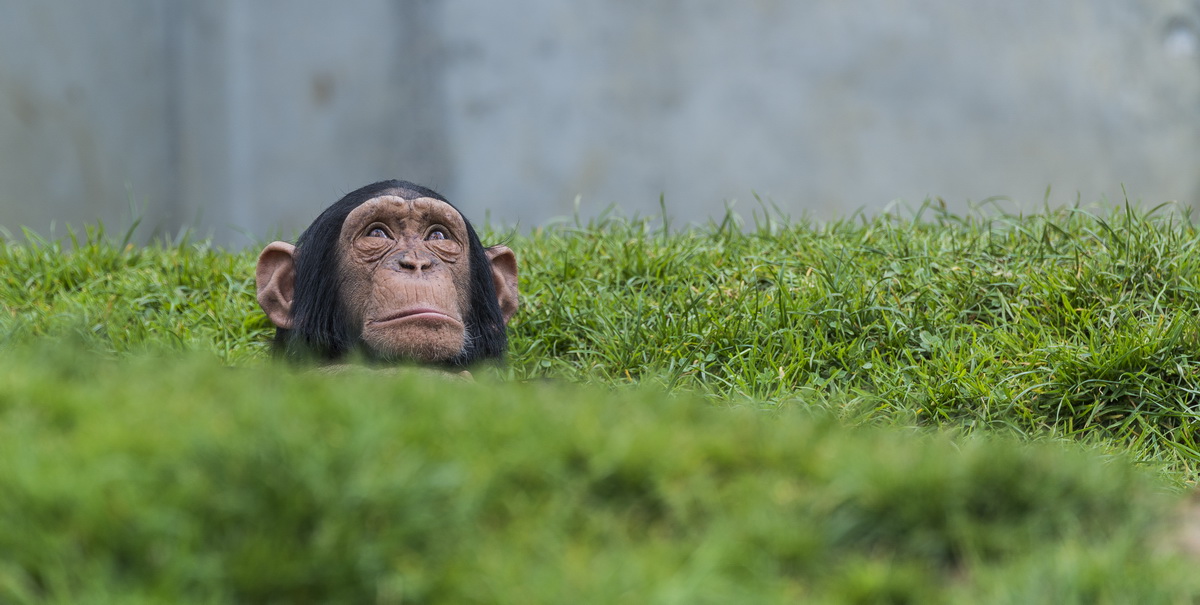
left=274, top=179, right=508, bottom=367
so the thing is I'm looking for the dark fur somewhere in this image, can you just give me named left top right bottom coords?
left=275, top=180, right=508, bottom=366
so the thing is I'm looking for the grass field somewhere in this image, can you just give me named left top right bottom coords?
left=3, top=200, right=1200, bottom=602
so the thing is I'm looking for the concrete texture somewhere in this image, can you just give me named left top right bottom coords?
left=440, top=0, right=1200, bottom=220
left=2, top=1, right=1199, bottom=246
left=0, top=2, right=175, bottom=238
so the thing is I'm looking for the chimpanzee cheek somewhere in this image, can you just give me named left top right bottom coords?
left=337, top=265, right=377, bottom=328
left=426, top=240, right=462, bottom=262
left=354, top=238, right=393, bottom=259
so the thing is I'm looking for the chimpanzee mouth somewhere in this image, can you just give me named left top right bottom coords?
left=370, top=308, right=461, bottom=326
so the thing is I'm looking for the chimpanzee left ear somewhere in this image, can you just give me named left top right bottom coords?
left=256, top=241, right=298, bottom=330
left=485, top=245, right=519, bottom=324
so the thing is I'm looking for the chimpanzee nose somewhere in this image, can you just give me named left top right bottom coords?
left=393, top=250, right=434, bottom=272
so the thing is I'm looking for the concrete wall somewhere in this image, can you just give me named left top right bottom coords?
left=173, top=0, right=452, bottom=242
left=2, top=1, right=1199, bottom=247
left=0, top=2, right=175, bottom=238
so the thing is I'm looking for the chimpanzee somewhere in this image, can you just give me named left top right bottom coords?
left=255, top=180, right=518, bottom=368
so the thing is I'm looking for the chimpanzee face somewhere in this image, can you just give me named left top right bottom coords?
left=254, top=180, right=519, bottom=367
left=337, top=194, right=474, bottom=363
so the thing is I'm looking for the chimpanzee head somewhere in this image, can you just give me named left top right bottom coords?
left=255, top=180, right=519, bottom=367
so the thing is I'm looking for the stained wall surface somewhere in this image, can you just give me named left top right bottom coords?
left=2, top=1, right=1199, bottom=246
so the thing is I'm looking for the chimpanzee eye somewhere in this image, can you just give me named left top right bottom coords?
left=426, top=228, right=448, bottom=241
left=367, top=227, right=391, bottom=239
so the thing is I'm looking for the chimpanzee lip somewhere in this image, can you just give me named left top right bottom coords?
left=370, top=308, right=459, bottom=325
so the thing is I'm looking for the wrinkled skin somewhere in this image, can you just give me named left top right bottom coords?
left=255, top=184, right=518, bottom=367
left=338, top=196, right=474, bottom=362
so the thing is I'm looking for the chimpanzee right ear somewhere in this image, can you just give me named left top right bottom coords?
left=256, top=241, right=297, bottom=330
left=485, top=245, right=519, bottom=324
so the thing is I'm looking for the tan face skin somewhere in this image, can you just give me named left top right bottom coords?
left=256, top=188, right=519, bottom=368
left=337, top=195, right=474, bottom=362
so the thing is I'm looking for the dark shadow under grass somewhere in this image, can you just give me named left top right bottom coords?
left=0, top=344, right=1196, bottom=603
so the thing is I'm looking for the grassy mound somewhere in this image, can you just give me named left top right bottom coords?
left=0, top=347, right=1194, bottom=603
left=3, top=203, right=1200, bottom=600
left=4, top=204, right=1200, bottom=469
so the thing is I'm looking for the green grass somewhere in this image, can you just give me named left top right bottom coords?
left=513, top=201, right=1200, bottom=473
left=5, top=203, right=1200, bottom=471
left=0, top=347, right=1194, bottom=603
left=3, top=201, right=1200, bottom=601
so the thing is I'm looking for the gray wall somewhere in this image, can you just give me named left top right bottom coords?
left=1, top=2, right=175, bottom=239
left=3, top=1, right=1199, bottom=247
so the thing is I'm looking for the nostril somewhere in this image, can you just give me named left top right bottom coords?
left=393, top=250, right=433, bottom=271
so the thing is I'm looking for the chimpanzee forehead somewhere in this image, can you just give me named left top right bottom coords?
left=341, top=195, right=467, bottom=237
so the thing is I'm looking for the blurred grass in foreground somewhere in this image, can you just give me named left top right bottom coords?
left=0, top=346, right=1195, bottom=603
